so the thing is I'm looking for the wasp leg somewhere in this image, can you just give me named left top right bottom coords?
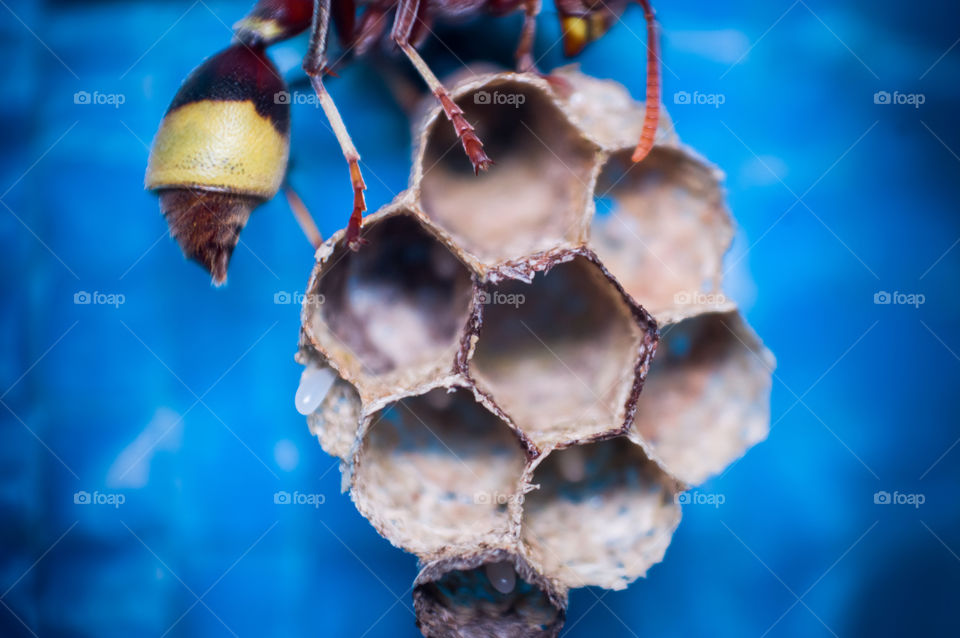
left=392, top=0, right=493, bottom=174
left=304, top=0, right=367, bottom=250
left=284, top=184, right=323, bottom=248
left=631, top=0, right=660, bottom=163
left=509, top=0, right=576, bottom=95
left=515, top=0, right=541, bottom=73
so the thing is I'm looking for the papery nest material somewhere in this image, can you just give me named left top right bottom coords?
left=297, top=67, right=774, bottom=637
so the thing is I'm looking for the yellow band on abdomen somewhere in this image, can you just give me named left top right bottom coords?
left=145, top=100, right=289, bottom=198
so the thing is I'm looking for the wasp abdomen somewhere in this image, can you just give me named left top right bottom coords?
left=146, top=44, right=290, bottom=284
left=157, top=189, right=260, bottom=285
left=146, top=99, right=289, bottom=198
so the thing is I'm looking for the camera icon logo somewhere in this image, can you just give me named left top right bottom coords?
left=873, top=291, right=891, bottom=305
left=676, top=492, right=692, bottom=505
left=74, top=91, right=91, bottom=105
left=274, top=91, right=291, bottom=105
left=873, top=490, right=891, bottom=504
left=74, top=490, right=91, bottom=504
left=74, top=291, right=91, bottom=304
left=674, top=90, right=691, bottom=105
left=274, top=491, right=291, bottom=504
left=474, top=91, right=491, bottom=105
left=673, top=291, right=692, bottom=305
left=873, top=91, right=891, bottom=105
left=274, top=291, right=291, bottom=304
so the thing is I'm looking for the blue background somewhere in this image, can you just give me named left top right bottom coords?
left=2, top=1, right=959, bottom=636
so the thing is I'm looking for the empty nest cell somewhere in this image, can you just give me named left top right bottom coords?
left=351, top=387, right=528, bottom=557
left=413, top=549, right=565, bottom=638
left=630, top=309, right=774, bottom=485
left=304, top=212, right=474, bottom=401
left=469, top=255, right=649, bottom=449
left=418, top=76, right=599, bottom=266
left=591, top=147, right=732, bottom=320
left=521, top=437, right=682, bottom=590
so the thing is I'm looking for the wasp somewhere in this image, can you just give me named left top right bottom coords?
left=146, top=0, right=660, bottom=283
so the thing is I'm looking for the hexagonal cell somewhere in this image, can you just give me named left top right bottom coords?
left=351, top=386, right=528, bottom=557
left=590, top=146, right=733, bottom=321
left=413, top=548, right=566, bottom=638
left=521, top=437, right=683, bottom=590
left=467, top=252, right=657, bottom=450
left=629, top=309, right=774, bottom=485
left=414, top=73, right=600, bottom=268
left=303, top=209, right=475, bottom=404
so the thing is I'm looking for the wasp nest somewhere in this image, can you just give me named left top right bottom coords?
left=296, top=68, right=773, bottom=637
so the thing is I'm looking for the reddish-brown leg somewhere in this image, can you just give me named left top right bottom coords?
left=504, top=0, right=573, bottom=94
left=631, top=0, right=660, bottom=163
left=304, top=0, right=368, bottom=250
left=514, top=0, right=541, bottom=72
left=284, top=185, right=323, bottom=248
left=391, top=0, right=493, bottom=174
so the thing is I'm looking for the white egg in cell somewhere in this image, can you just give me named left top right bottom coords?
left=295, top=364, right=336, bottom=416
left=484, top=561, right=516, bottom=595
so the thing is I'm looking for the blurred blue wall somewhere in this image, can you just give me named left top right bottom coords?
left=1, top=1, right=958, bottom=636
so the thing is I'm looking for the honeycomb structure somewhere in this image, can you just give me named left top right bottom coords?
left=296, top=68, right=773, bottom=637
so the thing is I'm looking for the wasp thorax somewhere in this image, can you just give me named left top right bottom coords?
left=146, top=44, right=290, bottom=284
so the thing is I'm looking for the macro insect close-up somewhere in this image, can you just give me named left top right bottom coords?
left=145, top=0, right=660, bottom=281
left=3, top=1, right=960, bottom=637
